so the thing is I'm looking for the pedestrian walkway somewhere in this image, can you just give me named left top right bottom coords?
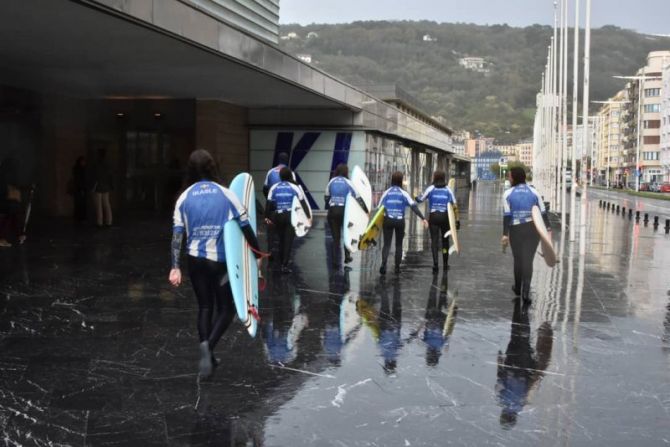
left=1, top=183, right=669, bottom=446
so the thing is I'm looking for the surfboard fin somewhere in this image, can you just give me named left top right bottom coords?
left=445, top=230, right=452, bottom=238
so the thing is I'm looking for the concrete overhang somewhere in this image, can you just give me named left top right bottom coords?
left=0, top=0, right=454, bottom=153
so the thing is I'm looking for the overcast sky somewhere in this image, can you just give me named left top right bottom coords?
left=280, top=0, right=670, bottom=35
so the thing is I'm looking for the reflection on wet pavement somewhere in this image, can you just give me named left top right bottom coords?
left=1, top=183, right=670, bottom=445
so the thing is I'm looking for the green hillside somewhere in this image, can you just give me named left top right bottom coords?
left=279, top=21, right=670, bottom=144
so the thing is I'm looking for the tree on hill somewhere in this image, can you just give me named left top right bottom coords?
left=279, top=22, right=670, bottom=143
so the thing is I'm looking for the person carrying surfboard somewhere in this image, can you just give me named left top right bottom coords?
left=262, top=152, right=295, bottom=197
left=265, top=167, right=312, bottom=274
left=500, top=167, right=550, bottom=303
left=324, top=163, right=369, bottom=266
left=168, top=149, right=263, bottom=379
left=416, top=171, right=459, bottom=273
left=378, top=171, right=428, bottom=275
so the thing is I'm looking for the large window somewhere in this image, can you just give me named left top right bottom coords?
left=644, top=120, right=661, bottom=129
left=642, top=151, right=659, bottom=161
left=645, top=88, right=661, bottom=97
left=644, top=104, right=661, bottom=113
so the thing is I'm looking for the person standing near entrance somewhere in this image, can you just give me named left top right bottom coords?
left=92, top=149, right=113, bottom=227
left=324, top=163, right=368, bottom=266
left=416, top=171, right=459, bottom=273
left=500, top=167, right=550, bottom=302
left=169, top=149, right=263, bottom=379
left=378, top=171, right=428, bottom=275
left=265, top=167, right=311, bottom=274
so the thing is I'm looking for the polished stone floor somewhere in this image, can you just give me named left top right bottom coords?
left=1, top=183, right=670, bottom=446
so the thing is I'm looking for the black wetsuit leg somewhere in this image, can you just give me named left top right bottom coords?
left=429, top=212, right=450, bottom=267
left=509, top=222, right=540, bottom=298
left=273, top=212, right=294, bottom=266
left=382, top=219, right=405, bottom=268
left=327, top=206, right=348, bottom=261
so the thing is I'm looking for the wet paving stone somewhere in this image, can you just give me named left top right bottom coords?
left=1, top=183, right=670, bottom=445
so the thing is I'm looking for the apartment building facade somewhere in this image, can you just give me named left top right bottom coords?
left=622, top=51, right=670, bottom=185
left=596, top=90, right=628, bottom=187
left=661, top=60, right=670, bottom=181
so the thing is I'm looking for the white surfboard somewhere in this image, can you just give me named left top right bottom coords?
left=343, top=166, right=372, bottom=253
left=445, top=202, right=460, bottom=255
left=532, top=205, right=557, bottom=267
left=224, top=173, right=259, bottom=337
left=291, top=195, right=311, bottom=238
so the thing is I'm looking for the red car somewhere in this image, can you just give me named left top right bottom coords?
left=660, top=183, right=670, bottom=193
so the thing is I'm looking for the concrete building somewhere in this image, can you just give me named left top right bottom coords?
left=622, top=51, right=670, bottom=185
left=0, top=1, right=466, bottom=219
left=661, top=60, right=670, bottom=181
left=516, top=141, right=533, bottom=167
left=466, top=137, right=495, bottom=158
left=473, top=150, right=503, bottom=181
left=596, top=90, right=628, bottom=187
left=459, top=57, right=489, bottom=74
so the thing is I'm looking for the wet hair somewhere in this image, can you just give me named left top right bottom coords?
left=334, top=163, right=349, bottom=178
left=277, top=152, right=289, bottom=165
left=509, top=167, right=526, bottom=186
left=391, top=171, right=404, bottom=187
left=432, top=171, right=446, bottom=187
left=279, top=166, right=293, bottom=182
left=186, top=149, right=219, bottom=185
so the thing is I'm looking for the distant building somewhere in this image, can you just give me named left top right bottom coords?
left=459, top=57, right=489, bottom=73
left=661, top=60, right=670, bottom=181
left=423, top=34, right=437, bottom=42
left=496, top=144, right=518, bottom=161
left=596, top=89, right=628, bottom=187
left=474, top=150, right=503, bottom=180
left=280, top=31, right=300, bottom=40
left=451, top=130, right=470, bottom=157
left=296, top=53, right=312, bottom=64
left=514, top=142, right=532, bottom=167
left=622, top=51, right=670, bottom=185
left=466, top=136, right=495, bottom=158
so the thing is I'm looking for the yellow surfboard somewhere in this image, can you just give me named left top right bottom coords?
left=448, top=178, right=455, bottom=191
left=358, top=206, right=385, bottom=251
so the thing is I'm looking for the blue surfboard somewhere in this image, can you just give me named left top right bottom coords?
left=224, top=173, right=259, bottom=337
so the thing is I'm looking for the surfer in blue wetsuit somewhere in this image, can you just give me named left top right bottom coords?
left=169, top=149, right=263, bottom=379
left=416, top=171, right=460, bottom=273
left=378, top=171, right=428, bottom=275
left=501, top=167, right=550, bottom=302
left=324, top=163, right=369, bottom=266
left=263, top=153, right=295, bottom=260
left=265, top=167, right=312, bottom=274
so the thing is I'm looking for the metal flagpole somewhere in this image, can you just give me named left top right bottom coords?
left=569, top=0, right=580, bottom=242
left=579, top=0, right=591, bottom=257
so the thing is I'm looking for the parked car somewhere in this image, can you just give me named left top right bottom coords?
left=650, top=182, right=661, bottom=192
left=660, top=183, right=670, bottom=193
left=639, top=182, right=650, bottom=191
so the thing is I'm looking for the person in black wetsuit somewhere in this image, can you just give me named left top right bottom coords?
left=324, top=163, right=368, bottom=266
left=168, top=149, right=263, bottom=379
left=416, top=171, right=460, bottom=273
left=265, top=167, right=311, bottom=274
left=377, top=171, right=428, bottom=275
left=501, top=167, right=550, bottom=302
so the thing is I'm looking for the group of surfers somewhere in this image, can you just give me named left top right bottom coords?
left=168, top=149, right=550, bottom=378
